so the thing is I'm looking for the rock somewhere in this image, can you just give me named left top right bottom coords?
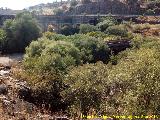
left=18, top=86, right=32, bottom=102
left=0, top=84, right=8, bottom=95
left=0, top=95, right=7, bottom=100
left=5, top=65, right=11, bottom=70
left=2, top=99, right=11, bottom=106
left=55, top=116, right=69, bottom=120
left=0, top=70, right=10, bottom=76
left=0, top=66, right=4, bottom=70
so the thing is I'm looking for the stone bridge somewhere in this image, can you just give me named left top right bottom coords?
left=0, top=14, right=159, bottom=32
left=35, top=14, right=140, bottom=31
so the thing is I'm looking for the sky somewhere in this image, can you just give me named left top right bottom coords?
left=0, top=0, right=64, bottom=10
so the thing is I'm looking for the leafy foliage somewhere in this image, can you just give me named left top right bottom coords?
left=41, top=33, right=110, bottom=63
left=2, top=12, right=41, bottom=53
left=97, top=16, right=118, bottom=32
left=106, top=47, right=160, bottom=115
left=61, top=62, right=109, bottom=116
left=87, top=31, right=107, bottom=39
left=60, top=25, right=79, bottom=36
left=23, top=39, right=81, bottom=110
left=22, top=32, right=111, bottom=110
left=105, top=25, right=128, bottom=37
left=67, top=34, right=110, bottom=63
left=61, top=39, right=160, bottom=116
left=18, top=11, right=160, bottom=117
left=79, top=24, right=99, bottom=34
left=0, top=29, right=6, bottom=52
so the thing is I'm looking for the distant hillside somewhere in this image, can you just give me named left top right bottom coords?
left=27, top=0, right=160, bottom=15
left=0, top=8, right=22, bottom=15
left=28, top=1, right=70, bottom=15
left=65, top=0, right=160, bottom=15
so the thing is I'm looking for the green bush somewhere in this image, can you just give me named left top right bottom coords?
left=61, top=62, right=109, bottom=116
left=24, top=40, right=81, bottom=73
left=79, top=24, right=99, bottom=34
left=23, top=39, right=81, bottom=109
left=131, top=23, right=151, bottom=33
left=87, top=31, right=107, bottom=39
left=43, top=32, right=67, bottom=41
left=68, top=34, right=110, bottom=63
left=0, top=29, right=6, bottom=52
left=60, top=25, right=79, bottom=36
left=97, top=16, right=117, bottom=32
left=105, top=25, right=128, bottom=37
left=42, top=33, right=110, bottom=63
left=61, top=47, right=160, bottom=117
left=106, top=48, right=160, bottom=115
left=2, top=12, right=41, bottom=53
left=21, top=22, right=160, bottom=115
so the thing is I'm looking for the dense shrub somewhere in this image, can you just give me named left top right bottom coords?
left=68, top=34, right=110, bottom=63
left=131, top=23, right=151, bottom=33
left=97, top=16, right=117, bottom=32
left=22, top=32, right=111, bottom=109
left=60, top=25, right=79, bottom=36
left=24, top=39, right=81, bottom=73
left=43, top=32, right=67, bottom=41
left=61, top=62, right=109, bottom=117
left=87, top=31, right=107, bottom=39
left=41, top=33, right=110, bottom=63
left=0, top=29, right=6, bottom=52
left=79, top=24, right=99, bottom=34
left=105, top=25, right=128, bottom=37
left=2, top=12, right=41, bottom=53
left=23, top=39, right=81, bottom=110
left=61, top=46, right=160, bottom=117
left=106, top=48, right=160, bottom=115
left=20, top=20, right=160, bottom=116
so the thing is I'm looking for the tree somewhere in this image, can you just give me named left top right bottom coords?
left=2, top=12, right=42, bottom=53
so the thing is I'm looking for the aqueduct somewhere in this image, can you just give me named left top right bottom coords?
left=35, top=14, right=139, bottom=31
left=0, top=14, right=159, bottom=32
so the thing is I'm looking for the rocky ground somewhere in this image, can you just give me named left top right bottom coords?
left=0, top=54, right=63, bottom=120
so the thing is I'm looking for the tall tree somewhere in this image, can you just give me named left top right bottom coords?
left=2, top=12, right=42, bottom=53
